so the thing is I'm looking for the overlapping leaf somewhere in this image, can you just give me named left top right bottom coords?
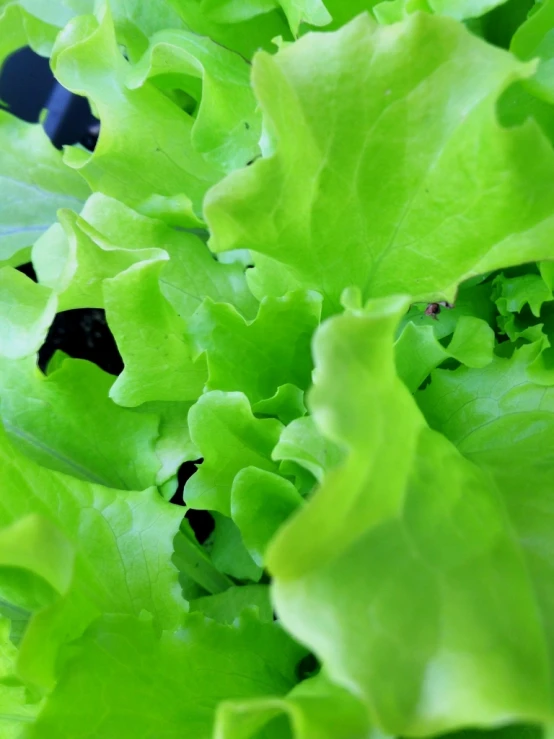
left=26, top=612, right=305, bottom=739
left=268, top=297, right=553, bottom=735
left=206, top=13, right=554, bottom=314
left=51, top=7, right=221, bottom=225
left=186, top=391, right=282, bottom=515
left=0, top=422, right=184, bottom=690
left=192, top=291, right=321, bottom=405
left=128, top=29, right=261, bottom=171
left=164, top=0, right=290, bottom=58
left=0, top=112, right=90, bottom=267
left=0, top=355, right=165, bottom=489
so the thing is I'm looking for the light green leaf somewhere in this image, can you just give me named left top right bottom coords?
left=32, top=208, right=163, bottom=312
left=201, top=0, right=331, bottom=33
left=313, top=0, right=384, bottom=28
left=373, top=0, right=508, bottom=23
left=18, top=0, right=75, bottom=27
left=166, top=0, right=290, bottom=59
left=159, top=234, right=258, bottom=323
left=511, top=0, right=554, bottom=102
left=0, top=515, right=74, bottom=612
left=51, top=7, right=221, bottom=224
left=399, top=277, right=496, bottom=342
left=0, top=268, right=56, bottom=360
left=231, top=467, right=303, bottom=567
left=105, top=255, right=207, bottom=407
left=140, top=401, right=199, bottom=494
left=186, top=391, right=283, bottom=515
left=268, top=297, right=552, bottom=735
left=102, top=0, right=187, bottom=60
left=0, top=111, right=89, bottom=266
left=206, top=13, right=554, bottom=314
left=201, top=0, right=279, bottom=24
left=0, top=615, right=41, bottom=735
left=28, top=611, right=304, bottom=738
left=394, top=312, right=499, bottom=393
left=417, top=343, right=554, bottom=696
left=252, top=384, right=307, bottom=425
left=280, top=0, right=331, bottom=31
left=33, top=193, right=257, bottom=320
left=445, top=315, right=496, bottom=367
left=216, top=672, right=371, bottom=739
left=373, top=0, right=430, bottom=24
left=0, top=1, right=61, bottom=61
left=0, top=422, right=184, bottom=689
left=127, top=29, right=261, bottom=171
left=192, top=292, right=320, bottom=405
left=494, top=271, right=552, bottom=318
left=189, top=584, right=273, bottom=623
left=0, top=356, right=164, bottom=490
left=395, top=322, right=450, bottom=392
left=271, top=416, right=344, bottom=483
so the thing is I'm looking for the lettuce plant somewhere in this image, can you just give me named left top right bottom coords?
left=2, top=0, right=554, bottom=736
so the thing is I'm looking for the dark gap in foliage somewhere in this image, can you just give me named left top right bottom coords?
left=479, top=0, right=535, bottom=50
left=418, top=375, right=432, bottom=391
left=438, top=357, right=462, bottom=372
left=174, top=460, right=215, bottom=544
left=171, top=460, right=203, bottom=506
left=0, top=46, right=98, bottom=149
left=295, top=653, right=319, bottom=681
left=0, top=48, right=54, bottom=123
left=185, top=509, right=215, bottom=546
left=43, top=83, right=98, bottom=150
left=16, top=263, right=37, bottom=282
left=38, top=309, right=124, bottom=376
left=540, top=301, right=554, bottom=335
left=80, top=120, right=100, bottom=152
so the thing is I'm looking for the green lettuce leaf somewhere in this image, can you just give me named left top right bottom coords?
left=207, top=513, right=264, bottom=582
left=127, top=29, right=262, bottom=171
left=416, top=342, right=554, bottom=707
left=231, top=467, right=303, bottom=567
left=492, top=267, right=553, bottom=341
left=200, top=0, right=332, bottom=34
left=0, top=1, right=63, bottom=59
left=165, top=0, right=290, bottom=58
left=105, top=253, right=207, bottom=406
left=271, top=415, right=344, bottom=483
left=395, top=314, right=495, bottom=392
left=0, top=268, right=56, bottom=360
left=191, top=291, right=321, bottom=405
left=373, top=0, right=508, bottom=24
left=511, top=0, right=554, bottom=102
left=252, top=384, right=307, bottom=426
left=0, top=355, right=166, bottom=490
left=27, top=611, right=305, bottom=738
left=216, top=672, right=371, bottom=739
left=189, top=583, right=273, bottom=623
left=33, top=194, right=257, bottom=320
left=0, top=111, right=90, bottom=266
left=51, top=6, right=221, bottom=224
left=101, top=0, right=187, bottom=60
left=0, top=612, right=42, bottom=735
left=186, top=391, right=283, bottom=515
left=0, top=422, right=184, bottom=689
left=268, top=296, right=552, bottom=735
left=206, top=13, right=554, bottom=313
